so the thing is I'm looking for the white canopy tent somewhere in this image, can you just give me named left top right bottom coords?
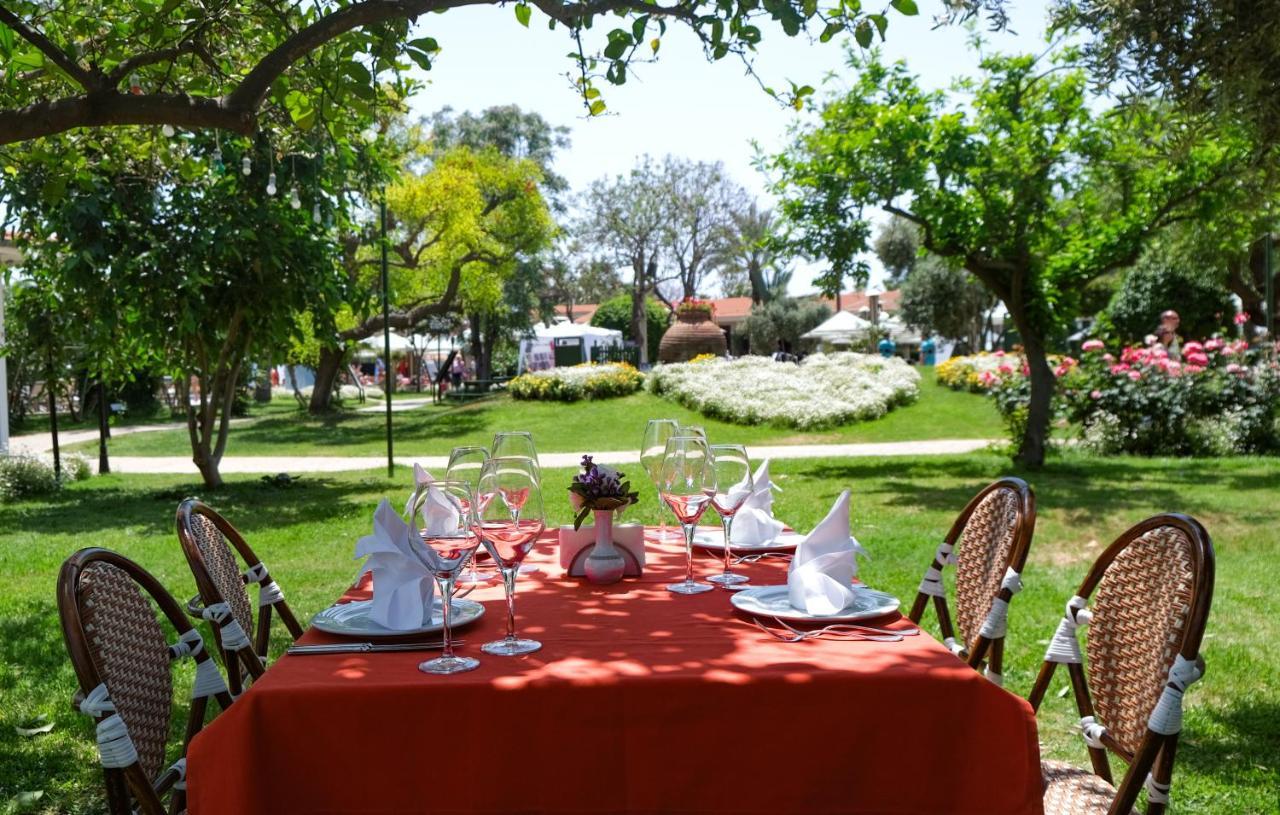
left=518, top=321, right=624, bottom=372
left=801, top=310, right=875, bottom=345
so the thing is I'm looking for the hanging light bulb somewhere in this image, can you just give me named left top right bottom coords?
left=312, top=201, right=322, bottom=223
left=129, top=73, right=142, bottom=95
left=266, top=172, right=277, bottom=196
left=241, top=154, right=252, bottom=176
left=289, top=186, right=301, bottom=209
left=161, top=124, right=175, bottom=138
left=213, top=155, right=225, bottom=175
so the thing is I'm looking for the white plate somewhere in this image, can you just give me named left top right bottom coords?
left=730, top=584, right=900, bottom=622
left=692, top=531, right=810, bottom=553
left=310, top=598, right=485, bottom=638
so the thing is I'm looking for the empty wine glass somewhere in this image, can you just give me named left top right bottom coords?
left=412, top=480, right=482, bottom=675
left=491, top=431, right=541, bottom=479
left=706, top=445, right=753, bottom=588
left=474, top=458, right=546, bottom=655
left=679, top=424, right=707, bottom=442
left=447, top=446, right=495, bottom=584
left=660, top=435, right=716, bottom=595
left=641, top=419, right=680, bottom=543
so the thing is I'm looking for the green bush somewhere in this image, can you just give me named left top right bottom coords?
left=740, top=297, right=832, bottom=354
left=590, top=295, right=669, bottom=362
left=0, top=456, right=62, bottom=501
left=1106, top=246, right=1234, bottom=343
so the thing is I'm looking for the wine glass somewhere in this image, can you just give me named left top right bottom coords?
left=660, top=435, right=716, bottom=595
left=412, top=480, right=482, bottom=675
left=679, top=424, right=707, bottom=442
left=641, top=419, right=680, bottom=543
left=447, top=446, right=495, bottom=584
left=474, top=458, right=546, bottom=655
left=491, top=431, right=541, bottom=479
left=706, top=445, right=753, bottom=588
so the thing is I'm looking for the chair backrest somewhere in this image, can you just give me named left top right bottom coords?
left=58, top=548, right=233, bottom=815
left=1029, top=514, right=1214, bottom=815
left=175, top=499, right=303, bottom=692
left=908, top=477, right=1035, bottom=684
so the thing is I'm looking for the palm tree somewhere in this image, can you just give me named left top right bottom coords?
left=717, top=202, right=791, bottom=304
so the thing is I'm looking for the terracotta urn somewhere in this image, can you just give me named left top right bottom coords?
left=658, top=310, right=727, bottom=363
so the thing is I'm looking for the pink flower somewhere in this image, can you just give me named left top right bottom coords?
left=980, top=371, right=996, bottom=385
left=1185, top=352, right=1209, bottom=367
left=1235, top=311, right=1250, bottom=325
left=1226, top=363, right=1244, bottom=375
left=1102, top=353, right=1115, bottom=363
left=1081, top=339, right=1105, bottom=352
left=997, top=363, right=1013, bottom=375
left=1054, top=365, right=1069, bottom=378
left=1184, top=365, right=1205, bottom=374
left=1090, top=389, right=1102, bottom=400
left=1151, top=345, right=1169, bottom=360
left=1062, top=356, right=1078, bottom=367
left=1128, top=370, right=1142, bottom=381
left=1183, top=341, right=1204, bottom=355
left=994, top=350, right=1006, bottom=358
left=1204, top=338, right=1224, bottom=352
left=1110, top=364, right=1130, bottom=375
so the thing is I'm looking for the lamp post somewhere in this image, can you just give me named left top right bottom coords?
left=381, top=193, right=394, bottom=477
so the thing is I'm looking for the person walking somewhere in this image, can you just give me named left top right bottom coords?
left=450, top=354, right=464, bottom=389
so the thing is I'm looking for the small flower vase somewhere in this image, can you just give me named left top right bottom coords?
left=583, top=509, right=626, bottom=585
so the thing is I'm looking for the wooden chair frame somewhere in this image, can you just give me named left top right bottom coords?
left=58, top=548, right=234, bottom=815
left=907, top=477, right=1036, bottom=683
left=175, top=499, right=304, bottom=695
left=1028, top=513, right=1214, bottom=815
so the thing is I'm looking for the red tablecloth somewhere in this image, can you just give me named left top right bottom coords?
left=188, top=530, right=1042, bottom=815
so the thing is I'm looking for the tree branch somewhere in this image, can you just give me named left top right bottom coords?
left=0, top=5, right=97, bottom=90
left=0, top=93, right=255, bottom=144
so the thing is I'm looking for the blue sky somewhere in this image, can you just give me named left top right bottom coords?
left=405, top=1, right=1055, bottom=292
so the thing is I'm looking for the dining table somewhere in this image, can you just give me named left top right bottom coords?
left=186, top=527, right=1044, bottom=815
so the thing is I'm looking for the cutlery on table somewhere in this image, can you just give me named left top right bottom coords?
left=287, top=640, right=462, bottom=656
left=753, top=617, right=918, bottom=643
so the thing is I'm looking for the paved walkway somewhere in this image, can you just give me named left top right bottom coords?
left=8, top=418, right=250, bottom=456
left=72, top=438, right=995, bottom=475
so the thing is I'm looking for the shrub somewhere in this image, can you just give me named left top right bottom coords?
left=509, top=363, right=646, bottom=402
left=0, top=455, right=62, bottom=501
left=65, top=454, right=92, bottom=482
left=1106, top=246, right=1234, bottom=343
left=936, top=352, right=1009, bottom=392
left=987, top=338, right=1280, bottom=455
left=649, top=352, right=919, bottom=428
left=591, top=295, right=670, bottom=362
left=740, top=297, right=832, bottom=354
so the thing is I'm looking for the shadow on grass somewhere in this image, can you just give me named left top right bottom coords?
left=0, top=474, right=397, bottom=538
left=1178, top=698, right=1280, bottom=796
left=227, top=402, right=491, bottom=450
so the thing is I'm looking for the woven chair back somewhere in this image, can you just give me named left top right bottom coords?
left=1088, top=524, right=1201, bottom=756
left=76, top=561, right=173, bottom=780
left=183, top=506, right=256, bottom=637
left=954, top=485, right=1023, bottom=644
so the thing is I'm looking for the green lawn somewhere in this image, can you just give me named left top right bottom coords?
left=63, top=370, right=1005, bottom=458
left=1, top=452, right=1276, bottom=813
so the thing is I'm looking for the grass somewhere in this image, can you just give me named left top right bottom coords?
left=61, top=370, right=1005, bottom=458
left=1, top=452, right=1276, bottom=813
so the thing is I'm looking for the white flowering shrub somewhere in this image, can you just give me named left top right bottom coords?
left=648, top=353, right=920, bottom=428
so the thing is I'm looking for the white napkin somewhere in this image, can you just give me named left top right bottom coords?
left=355, top=499, right=437, bottom=631
left=403, top=463, right=435, bottom=517
left=730, top=459, right=786, bottom=546
left=787, top=490, right=867, bottom=615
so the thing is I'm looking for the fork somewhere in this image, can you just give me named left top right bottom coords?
left=733, top=552, right=793, bottom=565
left=753, top=618, right=899, bottom=643
left=774, top=616, right=919, bottom=641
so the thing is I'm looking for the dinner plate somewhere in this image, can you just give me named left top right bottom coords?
left=310, top=598, right=485, bottom=638
left=692, top=530, right=809, bottom=553
left=730, top=584, right=901, bottom=622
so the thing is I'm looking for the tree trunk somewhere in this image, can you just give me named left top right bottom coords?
left=1014, top=323, right=1054, bottom=469
left=631, top=257, right=649, bottom=367
left=308, top=346, right=345, bottom=414
left=748, top=259, right=768, bottom=306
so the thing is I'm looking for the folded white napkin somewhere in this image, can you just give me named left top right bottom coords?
left=730, top=459, right=786, bottom=546
left=355, top=499, right=438, bottom=631
left=403, top=463, right=434, bottom=517
left=787, top=490, right=867, bottom=615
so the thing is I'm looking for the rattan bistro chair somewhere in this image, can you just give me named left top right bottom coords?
left=58, top=548, right=234, bottom=815
left=1028, top=514, right=1214, bottom=815
left=907, top=477, right=1036, bottom=686
left=175, top=499, right=304, bottom=694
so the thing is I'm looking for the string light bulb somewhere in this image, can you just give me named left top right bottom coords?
left=241, top=154, right=252, bottom=176
left=129, top=73, right=142, bottom=95
left=312, top=201, right=322, bottom=223
left=161, top=124, right=175, bottom=138
left=289, top=186, right=301, bottom=209
left=266, top=172, right=277, bottom=196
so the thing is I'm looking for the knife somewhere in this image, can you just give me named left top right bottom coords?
left=287, top=640, right=461, bottom=655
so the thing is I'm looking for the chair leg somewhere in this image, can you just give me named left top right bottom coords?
left=1028, top=661, right=1057, bottom=711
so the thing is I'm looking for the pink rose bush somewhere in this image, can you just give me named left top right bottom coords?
left=987, top=336, right=1280, bottom=455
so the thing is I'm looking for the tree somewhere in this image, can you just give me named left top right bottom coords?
left=1060, top=0, right=1280, bottom=140
left=715, top=202, right=791, bottom=303
left=427, top=105, right=571, bottom=204
left=740, top=297, right=831, bottom=355
left=872, top=215, right=919, bottom=286
left=578, top=158, right=669, bottom=366
left=898, top=256, right=993, bottom=352
left=768, top=46, right=1261, bottom=467
left=662, top=157, right=741, bottom=299
left=1105, top=243, right=1237, bottom=343
left=0, top=0, right=950, bottom=145
left=309, top=145, right=554, bottom=410
left=4, top=134, right=345, bottom=487
left=591, top=293, right=669, bottom=362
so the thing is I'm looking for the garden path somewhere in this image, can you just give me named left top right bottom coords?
left=70, top=438, right=995, bottom=474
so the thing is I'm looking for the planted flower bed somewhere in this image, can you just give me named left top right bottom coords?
left=509, top=363, right=645, bottom=402
left=649, top=352, right=920, bottom=429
